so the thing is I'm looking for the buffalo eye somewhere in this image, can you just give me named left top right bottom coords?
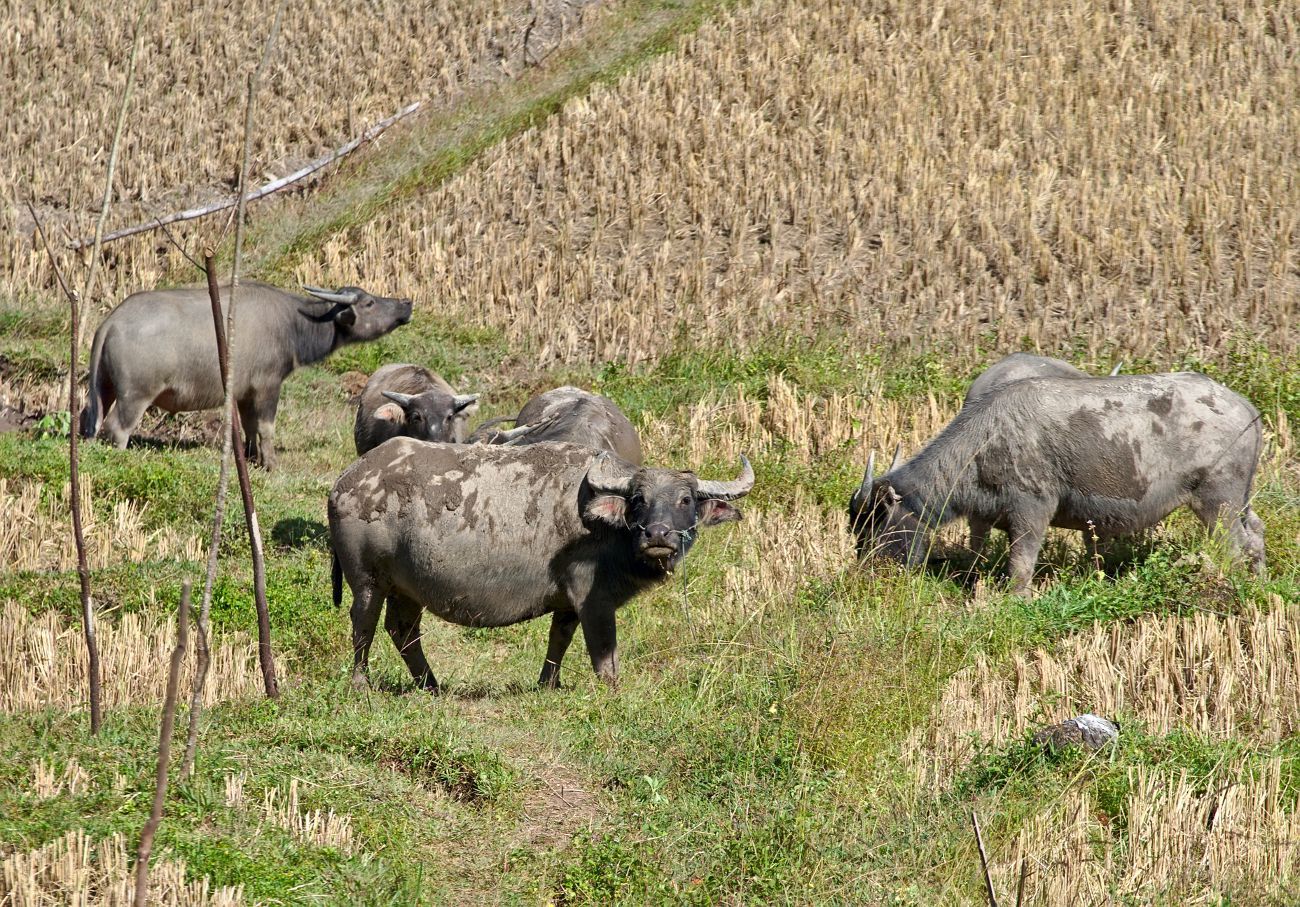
left=677, top=494, right=691, bottom=508
left=410, top=412, right=423, bottom=422
left=364, top=299, right=375, bottom=308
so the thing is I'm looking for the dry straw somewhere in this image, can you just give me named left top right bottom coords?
left=0, top=829, right=242, bottom=906
left=0, top=478, right=203, bottom=573
left=224, top=773, right=354, bottom=852
left=909, top=599, right=1300, bottom=787
left=295, top=0, right=1298, bottom=367
left=991, top=760, right=1300, bottom=904
left=0, top=601, right=278, bottom=714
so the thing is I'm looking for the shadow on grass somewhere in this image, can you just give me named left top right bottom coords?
left=272, top=516, right=330, bottom=551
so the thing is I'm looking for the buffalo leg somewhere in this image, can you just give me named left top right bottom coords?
left=386, top=594, right=437, bottom=692
left=253, top=390, right=281, bottom=471
left=968, top=518, right=992, bottom=560
left=578, top=608, right=618, bottom=687
left=349, top=583, right=383, bottom=691
left=1007, top=514, right=1048, bottom=596
left=102, top=393, right=149, bottom=449
left=538, top=611, right=580, bottom=690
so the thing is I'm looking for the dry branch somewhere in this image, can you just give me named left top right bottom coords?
left=67, top=101, right=423, bottom=250
left=27, top=201, right=102, bottom=736
left=972, top=809, right=999, bottom=907
left=133, top=581, right=190, bottom=907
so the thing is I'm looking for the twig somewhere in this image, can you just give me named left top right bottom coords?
left=133, top=580, right=190, bottom=907
left=972, top=809, right=999, bottom=907
left=180, top=254, right=233, bottom=779
left=154, top=216, right=204, bottom=271
left=75, top=0, right=153, bottom=349
left=68, top=100, right=423, bottom=250
left=1014, top=856, right=1028, bottom=907
left=28, top=201, right=102, bottom=736
left=227, top=0, right=286, bottom=700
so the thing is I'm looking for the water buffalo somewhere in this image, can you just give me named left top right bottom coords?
left=849, top=373, right=1264, bottom=594
left=964, top=353, right=1122, bottom=406
left=962, top=354, right=1123, bottom=553
left=328, top=440, right=753, bottom=691
left=80, top=282, right=412, bottom=468
left=470, top=386, right=643, bottom=464
left=353, top=364, right=479, bottom=455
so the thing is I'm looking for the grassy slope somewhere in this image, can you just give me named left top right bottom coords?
left=3, top=5, right=1300, bottom=907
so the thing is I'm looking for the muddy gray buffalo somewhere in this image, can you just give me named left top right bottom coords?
left=470, top=386, right=643, bottom=464
left=964, top=353, right=1122, bottom=406
left=354, top=364, right=478, bottom=455
left=328, top=440, right=753, bottom=691
left=849, top=373, right=1264, bottom=594
left=81, top=282, right=412, bottom=468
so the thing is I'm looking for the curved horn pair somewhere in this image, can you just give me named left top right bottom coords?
left=301, top=285, right=360, bottom=305
left=695, top=455, right=755, bottom=500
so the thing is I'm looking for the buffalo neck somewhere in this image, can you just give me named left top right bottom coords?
left=290, top=299, right=344, bottom=366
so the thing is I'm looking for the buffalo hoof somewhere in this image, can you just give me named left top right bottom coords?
left=351, top=673, right=371, bottom=692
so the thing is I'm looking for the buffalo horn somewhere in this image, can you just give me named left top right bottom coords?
left=452, top=393, right=479, bottom=412
left=695, top=455, right=755, bottom=501
left=1109, top=361, right=1123, bottom=377
left=381, top=390, right=415, bottom=408
left=585, top=452, right=636, bottom=494
left=858, top=450, right=876, bottom=497
left=888, top=443, right=902, bottom=472
left=496, top=423, right=536, bottom=444
left=301, top=285, right=359, bottom=305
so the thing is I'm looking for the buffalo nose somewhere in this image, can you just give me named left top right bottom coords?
left=640, top=523, right=675, bottom=550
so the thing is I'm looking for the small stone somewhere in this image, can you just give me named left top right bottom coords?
left=1033, top=713, right=1119, bottom=752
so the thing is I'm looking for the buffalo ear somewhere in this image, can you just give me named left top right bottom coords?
left=875, top=482, right=902, bottom=506
left=584, top=494, right=628, bottom=526
left=697, top=499, right=742, bottom=526
left=373, top=402, right=405, bottom=424
left=334, top=304, right=357, bottom=327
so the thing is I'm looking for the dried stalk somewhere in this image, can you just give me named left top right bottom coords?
left=133, top=581, right=190, bottom=907
left=180, top=254, right=233, bottom=779
left=27, top=201, right=103, bottom=735
left=1014, top=856, right=1028, bottom=907
left=972, top=809, right=999, bottom=907
left=225, top=0, right=287, bottom=700
left=69, top=101, right=423, bottom=250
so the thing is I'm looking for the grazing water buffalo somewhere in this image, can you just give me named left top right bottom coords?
left=353, top=364, right=479, bottom=455
left=81, top=282, right=412, bottom=468
left=962, top=354, right=1123, bottom=552
left=328, top=440, right=753, bottom=691
left=470, top=386, right=644, bottom=464
left=964, top=353, right=1122, bottom=406
left=849, top=373, right=1264, bottom=594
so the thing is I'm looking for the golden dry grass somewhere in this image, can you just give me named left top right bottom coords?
left=297, top=0, right=1298, bottom=366
left=0, top=601, right=278, bottom=714
left=908, top=597, right=1300, bottom=787
left=29, top=758, right=90, bottom=801
left=992, top=760, right=1300, bottom=904
left=0, top=478, right=203, bottom=573
left=223, top=774, right=354, bottom=852
left=0, top=829, right=242, bottom=906
left=1, top=0, right=613, bottom=307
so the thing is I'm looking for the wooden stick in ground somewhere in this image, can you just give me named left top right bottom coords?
left=1014, top=856, right=1028, bottom=907
left=224, top=1, right=286, bottom=700
left=28, top=201, right=103, bottom=736
left=133, top=580, right=190, bottom=907
left=180, top=253, right=236, bottom=779
left=971, top=809, right=999, bottom=907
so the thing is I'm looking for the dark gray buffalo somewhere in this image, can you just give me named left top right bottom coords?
left=849, top=373, right=1265, bottom=594
left=471, top=386, right=644, bottom=464
left=328, top=440, right=753, bottom=691
left=964, top=353, right=1122, bottom=405
left=354, top=364, right=479, bottom=455
left=81, top=282, right=412, bottom=468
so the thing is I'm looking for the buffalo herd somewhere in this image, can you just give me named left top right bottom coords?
left=79, top=284, right=1267, bottom=690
